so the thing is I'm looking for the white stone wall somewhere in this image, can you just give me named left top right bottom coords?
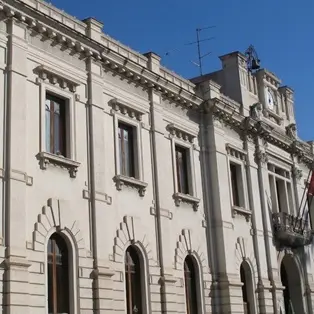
left=0, top=1, right=211, bottom=313
left=0, top=1, right=312, bottom=314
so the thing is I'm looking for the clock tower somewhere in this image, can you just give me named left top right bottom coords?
left=255, top=69, right=296, bottom=129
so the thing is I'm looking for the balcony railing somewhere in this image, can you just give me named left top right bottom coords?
left=272, top=212, right=313, bottom=248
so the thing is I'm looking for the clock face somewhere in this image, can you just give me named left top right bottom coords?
left=265, top=88, right=275, bottom=110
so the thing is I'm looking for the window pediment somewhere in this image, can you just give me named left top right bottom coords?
left=226, top=143, right=247, bottom=162
left=35, top=65, right=80, bottom=92
left=167, top=123, right=196, bottom=143
left=109, top=98, right=146, bottom=122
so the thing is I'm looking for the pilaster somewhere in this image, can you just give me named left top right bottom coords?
left=254, top=136, right=279, bottom=313
left=4, top=18, right=30, bottom=313
left=86, top=57, right=108, bottom=313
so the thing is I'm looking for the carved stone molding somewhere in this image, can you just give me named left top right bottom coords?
left=109, top=98, right=146, bottom=122
left=36, top=151, right=80, bottom=178
left=82, top=189, right=112, bottom=205
left=254, top=149, right=268, bottom=165
left=226, top=143, right=247, bottom=162
left=235, top=237, right=258, bottom=278
left=167, top=123, right=196, bottom=143
left=35, top=65, right=80, bottom=92
left=232, top=206, right=252, bottom=222
left=249, top=102, right=262, bottom=121
left=286, top=123, right=297, bottom=139
left=91, top=267, right=115, bottom=279
left=291, top=165, right=302, bottom=181
left=111, top=216, right=156, bottom=266
left=31, top=198, right=86, bottom=255
left=113, top=174, right=147, bottom=197
left=174, top=229, right=211, bottom=283
left=173, top=192, right=200, bottom=211
left=4, top=256, right=31, bottom=269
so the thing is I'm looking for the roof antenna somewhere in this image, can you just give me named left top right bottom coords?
left=164, top=26, right=215, bottom=76
left=193, top=26, right=215, bottom=76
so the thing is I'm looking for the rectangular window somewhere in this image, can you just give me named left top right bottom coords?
left=45, top=93, right=67, bottom=156
left=268, top=164, right=292, bottom=214
left=175, top=145, right=189, bottom=194
left=230, top=162, right=244, bottom=207
left=118, top=122, right=135, bottom=177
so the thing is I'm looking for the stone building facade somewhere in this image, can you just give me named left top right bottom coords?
left=0, top=0, right=313, bottom=313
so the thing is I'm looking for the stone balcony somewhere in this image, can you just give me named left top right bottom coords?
left=272, top=212, right=313, bottom=248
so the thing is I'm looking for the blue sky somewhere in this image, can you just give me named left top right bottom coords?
left=50, top=0, right=314, bottom=140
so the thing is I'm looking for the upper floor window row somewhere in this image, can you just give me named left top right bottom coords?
left=42, top=91, right=200, bottom=208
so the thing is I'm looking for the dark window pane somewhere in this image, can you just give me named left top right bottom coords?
left=45, top=100, right=51, bottom=153
left=47, top=233, right=70, bottom=314
left=45, top=94, right=66, bottom=156
left=184, top=255, right=198, bottom=314
left=118, top=123, right=135, bottom=177
left=240, top=264, right=251, bottom=314
left=47, top=262, right=53, bottom=313
left=230, top=163, right=240, bottom=207
left=175, top=146, right=189, bottom=194
left=125, top=246, right=142, bottom=314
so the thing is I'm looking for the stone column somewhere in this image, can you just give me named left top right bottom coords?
left=201, top=109, right=239, bottom=313
left=254, top=136, right=282, bottom=314
left=4, top=18, right=31, bottom=313
left=244, top=133, right=275, bottom=314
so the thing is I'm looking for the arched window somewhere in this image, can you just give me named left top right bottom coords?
left=47, top=233, right=69, bottom=314
left=184, top=255, right=198, bottom=314
left=280, top=255, right=304, bottom=314
left=125, top=246, right=143, bottom=314
left=240, top=261, right=255, bottom=314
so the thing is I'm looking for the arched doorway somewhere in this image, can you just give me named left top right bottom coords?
left=240, top=261, right=256, bottom=314
left=280, top=255, right=305, bottom=314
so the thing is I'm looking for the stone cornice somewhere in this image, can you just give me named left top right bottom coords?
left=206, top=97, right=314, bottom=165
left=257, top=68, right=281, bottom=88
left=1, top=0, right=203, bottom=110
left=35, top=64, right=80, bottom=92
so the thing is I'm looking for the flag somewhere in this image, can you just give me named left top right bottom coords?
left=307, top=170, right=314, bottom=229
left=308, top=170, right=314, bottom=196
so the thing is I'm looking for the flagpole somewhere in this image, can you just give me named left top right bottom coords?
left=301, top=164, right=314, bottom=232
left=294, top=169, right=311, bottom=231
left=298, top=169, right=311, bottom=218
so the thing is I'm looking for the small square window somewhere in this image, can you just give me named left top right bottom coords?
left=118, top=122, right=136, bottom=178
left=45, top=93, right=68, bottom=157
left=175, top=145, right=190, bottom=195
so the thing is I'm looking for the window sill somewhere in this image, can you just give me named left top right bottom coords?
left=173, top=192, right=200, bottom=211
left=113, top=175, right=148, bottom=197
left=36, top=152, right=80, bottom=178
left=232, top=205, right=251, bottom=221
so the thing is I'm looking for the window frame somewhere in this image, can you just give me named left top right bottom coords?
left=268, top=162, right=295, bottom=215
left=111, top=103, right=148, bottom=196
left=229, top=160, right=246, bottom=208
left=45, top=92, right=68, bottom=157
left=123, top=245, right=150, bottom=314
left=182, top=254, right=204, bottom=314
left=239, top=261, right=257, bottom=314
left=171, top=139, right=196, bottom=196
left=117, top=121, right=137, bottom=178
left=174, top=143, right=191, bottom=195
left=36, top=79, right=80, bottom=177
left=226, top=144, right=250, bottom=219
left=170, top=133, right=200, bottom=210
left=45, top=229, right=78, bottom=314
left=39, top=83, right=76, bottom=160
